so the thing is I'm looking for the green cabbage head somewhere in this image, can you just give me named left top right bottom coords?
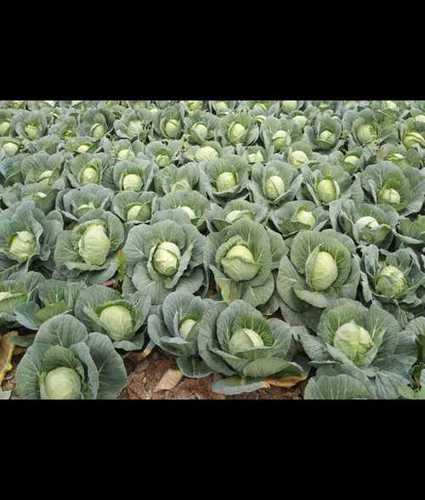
left=265, top=175, right=285, bottom=200
left=99, top=304, right=134, bottom=341
left=221, top=243, right=259, bottom=282
left=153, top=241, right=181, bottom=276
left=78, top=223, right=111, bottom=266
left=333, top=321, right=373, bottom=364
left=42, top=367, right=82, bottom=400
left=306, top=250, right=338, bottom=291
left=121, top=173, right=143, bottom=192
left=375, top=265, right=408, bottom=298
left=229, top=328, right=264, bottom=354
left=216, top=171, right=237, bottom=192
left=9, top=231, right=35, bottom=261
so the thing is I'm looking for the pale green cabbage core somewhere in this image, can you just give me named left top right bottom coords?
left=99, top=305, right=134, bottom=341
left=403, top=131, right=425, bottom=148
left=383, top=100, right=398, bottom=111
left=415, top=115, right=425, bottom=124
left=180, top=318, right=197, bottom=339
left=357, top=123, right=377, bottom=144
left=117, top=148, right=134, bottom=161
left=81, top=165, right=99, bottom=184
left=333, top=321, right=373, bottom=364
left=127, top=203, right=150, bottom=222
left=195, top=146, right=219, bottom=162
left=272, top=130, right=290, bottom=151
left=379, top=188, right=400, bottom=206
left=43, top=367, right=81, bottom=400
left=90, top=123, right=106, bottom=140
left=76, top=202, right=96, bottom=215
left=265, top=175, right=285, bottom=200
left=317, top=179, right=339, bottom=203
left=153, top=241, right=181, bottom=276
left=192, top=123, right=208, bottom=141
left=215, top=101, right=229, bottom=113
left=318, top=130, right=336, bottom=146
left=128, top=120, right=144, bottom=137
left=164, top=119, right=181, bottom=138
left=9, top=231, right=35, bottom=261
left=121, top=173, right=143, bottom=192
left=248, top=150, right=264, bottom=164
left=186, top=100, right=203, bottom=112
left=0, top=121, right=10, bottom=135
left=38, top=170, right=54, bottom=183
left=376, top=265, right=407, bottom=298
left=3, top=142, right=19, bottom=155
left=77, top=144, right=91, bottom=154
left=296, top=209, right=315, bottom=227
left=179, top=206, right=196, bottom=220
left=24, top=123, right=40, bottom=140
left=344, top=155, right=360, bottom=167
left=78, top=223, right=111, bottom=266
left=306, top=251, right=338, bottom=291
left=221, top=244, right=259, bottom=282
left=289, top=150, right=308, bottom=167
left=216, top=171, right=237, bottom=192
left=171, top=178, right=191, bottom=192
left=386, top=153, right=404, bottom=162
left=156, top=153, right=171, bottom=167
left=229, top=328, right=264, bottom=354
left=228, top=122, right=247, bottom=144
left=225, top=210, right=254, bottom=224
left=356, top=216, right=380, bottom=232
left=281, top=100, right=298, bottom=112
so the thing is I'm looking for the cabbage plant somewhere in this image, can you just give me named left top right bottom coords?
left=67, top=153, right=110, bottom=188
left=14, top=278, right=85, bottom=331
left=271, top=200, right=329, bottom=240
left=206, top=199, right=268, bottom=232
left=360, top=162, right=425, bottom=215
left=103, top=158, right=155, bottom=193
left=0, top=201, right=63, bottom=279
left=158, top=190, right=211, bottom=229
left=276, top=229, right=360, bottom=329
left=148, top=291, right=224, bottom=378
left=15, top=314, right=127, bottom=399
left=75, top=285, right=151, bottom=351
left=305, top=115, right=343, bottom=151
left=249, top=160, right=303, bottom=209
left=301, top=162, right=361, bottom=206
left=204, top=219, right=287, bottom=307
left=144, top=140, right=182, bottom=168
left=200, top=156, right=250, bottom=205
left=298, top=299, right=416, bottom=399
left=114, top=108, right=153, bottom=141
left=219, top=113, right=259, bottom=146
left=123, top=219, right=206, bottom=305
left=54, top=208, right=125, bottom=284
left=153, top=105, right=184, bottom=139
left=56, top=184, right=114, bottom=222
left=260, top=116, right=301, bottom=153
left=359, top=245, right=425, bottom=326
left=11, top=110, right=47, bottom=141
left=0, top=271, right=44, bottom=327
left=112, top=191, right=158, bottom=226
left=329, top=200, right=399, bottom=249
left=198, top=300, right=307, bottom=395
left=154, top=162, right=202, bottom=195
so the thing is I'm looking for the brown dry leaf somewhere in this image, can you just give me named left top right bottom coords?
left=0, top=332, right=17, bottom=386
left=265, top=373, right=308, bottom=389
left=153, top=369, right=183, bottom=393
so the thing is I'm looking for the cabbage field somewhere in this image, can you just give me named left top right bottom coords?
left=1, top=99, right=425, bottom=400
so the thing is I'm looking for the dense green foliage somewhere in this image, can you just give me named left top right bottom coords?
left=2, top=99, right=425, bottom=399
